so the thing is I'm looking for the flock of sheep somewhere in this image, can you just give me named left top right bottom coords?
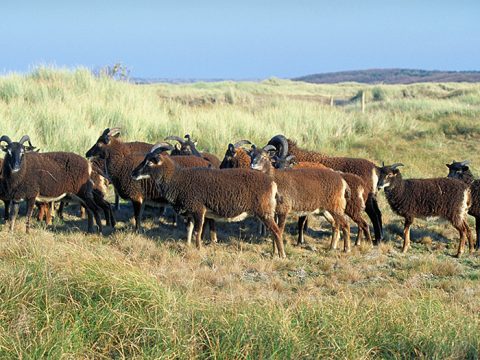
left=0, top=129, right=478, bottom=258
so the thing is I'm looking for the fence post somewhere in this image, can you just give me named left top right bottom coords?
left=361, top=90, right=366, bottom=113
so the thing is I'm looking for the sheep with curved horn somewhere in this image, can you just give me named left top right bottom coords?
left=166, top=134, right=221, bottom=167
left=0, top=135, right=103, bottom=234
left=250, top=145, right=351, bottom=253
left=86, top=129, right=211, bottom=231
left=267, top=134, right=384, bottom=245
left=131, top=145, right=286, bottom=257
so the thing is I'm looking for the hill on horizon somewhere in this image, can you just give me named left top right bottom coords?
left=294, top=68, right=480, bottom=84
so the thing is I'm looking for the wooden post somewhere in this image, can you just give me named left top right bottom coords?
left=361, top=90, right=366, bottom=113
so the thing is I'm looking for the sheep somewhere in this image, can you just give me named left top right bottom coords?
left=266, top=134, right=384, bottom=244
left=446, top=160, right=480, bottom=249
left=86, top=128, right=211, bottom=231
left=219, top=140, right=253, bottom=169
left=250, top=146, right=351, bottom=252
left=377, top=163, right=474, bottom=256
left=0, top=135, right=102, bottom=233
left=131, top=144, right=286, bottom=258
left=166, top=134, right=221, bottom=168
left=273, top=154, right=371, bottom=246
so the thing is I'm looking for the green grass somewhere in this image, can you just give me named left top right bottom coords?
left=0, top=67, right=480, bottom=358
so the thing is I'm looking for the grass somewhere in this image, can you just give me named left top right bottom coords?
left=0, top=67, right=480, bottom=358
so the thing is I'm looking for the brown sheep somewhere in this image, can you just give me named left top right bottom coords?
left=0, top=135, right=101, bottom=233
left=267, top=135, right=383, bottom=244
left=446, top=160, right=480, bottom=250
left=131, top=145, right=286, bottom=257
left=250, top=146, right=351, bottom=252
left=378, top=163, right=473, bottom=256
left=86, top=128, right=211, bottom=231
left=273, top=155, right=371, bottom=246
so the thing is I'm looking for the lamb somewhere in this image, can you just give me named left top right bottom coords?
left=266, top=135, right=384, bottom=244
left=273, top=154, right=371, bottom=246
left=86, top=128, right=211, bottom=231
left=377, top=163, right=473, bottom=256
left=250, top=146, right=351, bottom=252
left=166, top=134, right=221, bottom=168
left=131, top=145, right=286, bottom=258
left=0, top=135, right=102, bottom=233
left=446, top=160, right=480, bottom=249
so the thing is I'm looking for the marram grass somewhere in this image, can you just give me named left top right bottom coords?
left=0, top=68, right=479, bottom=358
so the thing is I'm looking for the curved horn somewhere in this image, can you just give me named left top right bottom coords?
left=391, top=163, right=404, bottom=169
left=150, top=142, right=174, bottom=154
left=460, top=160, right=471, bottom=166
left=107, top=127, right=121, bottom=137
left=0, top=135, right=12, bottom=145
left=267, top=134, right=289, bottom=158
left=19, top=135, right=31, bottom=145
left=165, top=135, right=185, bottom=144
left=233, top=140, right=252, bottom=148
left=262, top=145, right=277, bottom=153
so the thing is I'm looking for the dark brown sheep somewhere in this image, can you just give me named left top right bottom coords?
left=219, top=140, right=253, bottom=169
left=446, top=160, right=480, bottom=249
left=0, top=135, right=101, bottom=233
left=378, top=163, right=473, bottom=256
left=273, top=156, right=371, bottom=246
left=131, top=146, right=286, bottom=257
left=250, top=146, right=351, bottom=252
left=267, top=135, right=383, bottom=244
left=86, top=128, right=211, bottom=231
left=166, top=134, right=221, bottom=168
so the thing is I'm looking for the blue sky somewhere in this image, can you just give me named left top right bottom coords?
left=1, top=0, right=479, bottom=79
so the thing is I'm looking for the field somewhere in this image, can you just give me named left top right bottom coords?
left=0, top=68, right=480, bottom=358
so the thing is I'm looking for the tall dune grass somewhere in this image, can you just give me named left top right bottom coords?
left=1, top=68, right=480, bottom=358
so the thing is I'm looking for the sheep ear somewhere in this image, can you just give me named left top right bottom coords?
left=446, top=164, right=451, bottom=168
left=227, top=144, right=235, bottom=154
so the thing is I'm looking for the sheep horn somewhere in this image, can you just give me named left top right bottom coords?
left=107, top=127, right=121, bottom=137
left=165, top=136, right=185, bottom=144
left=391, top=163, right=404, bottom=170
left=460, top=160, right=471, bottom=166
left=150, top=142, right=174, bottom=154
left=19, top=135, right=31, bottom=145
left=0, top=135, right=12, bottom=145
left=233, top=140, right=252, bottom=148
left=267, top=134, right=289, bottom=158
left=262, top=145, right=277, bottom=153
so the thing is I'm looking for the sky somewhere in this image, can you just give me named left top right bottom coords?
left=1, top=0, right=479, bottom=79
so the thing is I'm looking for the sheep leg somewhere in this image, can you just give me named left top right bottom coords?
left=193, top=209, right=206, bottom=250
left=324, top=211, right=339, bottom=250
left=114, top=191, right=120, bottom=211
left=25, top=198, right=36, bottom=234
left=464, top=220, right=474, bottom=254
left=57, top=201, right=65, bottom=220
left=261, top=216, right=286, bottom=258
left=208, top=219, right=218, bottom=243
left=132, top=200, right=144, bottom=231
left=402, top=217, right=413, bottom=253
left=475, top=217, right=480, bottom=250
left=83, top=198, right=103, bottom=234
left=8, top=201, right=20, bottom=232
left=93, top=190, right=116, bottom=228
left=365, top=194, right=383, bottom=244
left=45, top=202, right=54, bottom=225
left=276, top=213, right=288, bottom=245
left=297, top=216, right=308, bottom=245
left=332, top=213, right=351, bottom=253
left=3, top=200, right=10, bottom=222
left=37, top=203, right=46, bottom=222
left=453, top=220, right=468, bottom=257
left=186, top=216, right=194, bottom=245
